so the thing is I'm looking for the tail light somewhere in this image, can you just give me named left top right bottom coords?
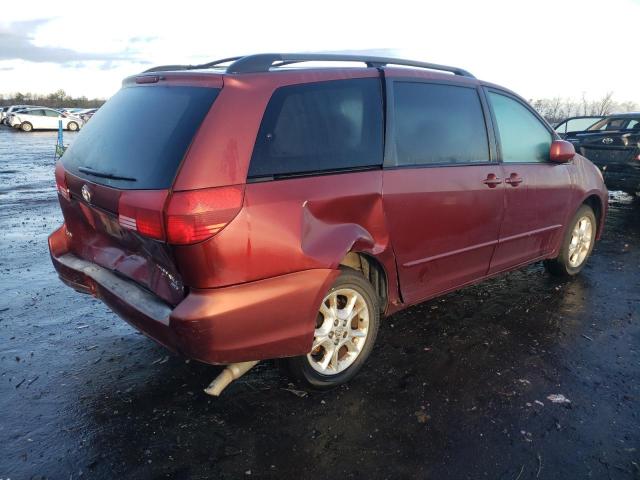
left=166, top=185, right=244, bottom=245
left=118, top=190, right=168, bottom=240
left=54, top=162, right=70, bottom=201
left=116, top=186, right=244, bottom=244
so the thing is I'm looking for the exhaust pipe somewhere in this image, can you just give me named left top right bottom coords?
left=204, top=361, right=259, bottom=396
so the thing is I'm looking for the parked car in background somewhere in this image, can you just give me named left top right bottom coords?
left=2, top=105, right=31, bottom=125
left=9, top=107, right=81, bottom=132
left=562, top=113, right=640, bottom=195
left=61, top=108, right=84, bottom=116
left=79, top=108, right=98, bottom=122
left=49, top=54, right=607, bottom=393
left=555, top=116, right=604, bottom=137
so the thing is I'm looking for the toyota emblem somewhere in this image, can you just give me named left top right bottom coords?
left=602, top=137, right=614, bottom=145
left=81, top=184, right=92, bottom=203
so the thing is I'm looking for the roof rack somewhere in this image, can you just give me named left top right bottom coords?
left=226, top=53, right=475, bottom=77
left=142, top=53, right=475, bottom=78
left=143, top=56, right=243, bottom=73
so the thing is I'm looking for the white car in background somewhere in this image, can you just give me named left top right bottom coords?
left=8, top=107, right=81, bottom=132
left=2, top=105, right=31, bottom=125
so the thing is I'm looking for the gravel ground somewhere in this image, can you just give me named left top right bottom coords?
left=0, top=126, right=638, bottom=480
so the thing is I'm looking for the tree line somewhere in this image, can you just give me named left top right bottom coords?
left=0, top=89, right=105, bottom=109
left=529, top=92, right=638, bottom=125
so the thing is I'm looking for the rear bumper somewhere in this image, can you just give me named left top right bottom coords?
left=49, top=224, right=337, bottom=364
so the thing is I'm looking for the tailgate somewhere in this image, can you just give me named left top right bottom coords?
left=55, top=81, right=221, bottom=305
left=59, top=173, right=184, bottom=305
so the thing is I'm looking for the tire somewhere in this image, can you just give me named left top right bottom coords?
left=67, top=121, right=79, bottom=131
left=544, top=204, right=597, bottom=277
left=20, top=122, right=33, bottom=132
left=286, top=269, right=380, bottom=389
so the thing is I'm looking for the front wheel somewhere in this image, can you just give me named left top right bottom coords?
left=545, top=204, right=596, bottom=277
left=286, top=269, right=380, bottom=389
left=20, top=122, right=33, bottom=132
left=67, top=121, right=79, bottom=131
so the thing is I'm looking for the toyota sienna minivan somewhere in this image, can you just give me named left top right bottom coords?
left=49, top=53, right=607, bottom=392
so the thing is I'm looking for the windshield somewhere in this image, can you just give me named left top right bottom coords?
left=555, top=117, right=603, bottom=134
left=62, top=85, right=219, bottom=189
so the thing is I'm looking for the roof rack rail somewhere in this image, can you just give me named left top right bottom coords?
left=143, top=56, right=243, bottom=73
left=225, top=53, right=475, bottom=78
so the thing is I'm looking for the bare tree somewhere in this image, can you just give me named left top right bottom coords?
left=529, top=93, right=638, bottom=124
left=594, top=91, right=614, bottom=116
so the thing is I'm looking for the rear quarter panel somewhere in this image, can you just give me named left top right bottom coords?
left=172, top=171, right=400, bottom=307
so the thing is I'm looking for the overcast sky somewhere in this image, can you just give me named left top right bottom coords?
left=1, top=0, right=639, bottom=103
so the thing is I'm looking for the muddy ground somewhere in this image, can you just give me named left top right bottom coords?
left=0, top=126, right=638, bottom=480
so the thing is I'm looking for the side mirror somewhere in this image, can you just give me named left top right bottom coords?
left=549, top=140, right=575, bottom=163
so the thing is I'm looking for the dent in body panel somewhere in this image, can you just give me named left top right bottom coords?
left=172, top=171, right=401, bottom=310
left=300, top=191, right=389, bottom=267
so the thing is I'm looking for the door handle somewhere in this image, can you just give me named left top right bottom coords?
left=504, top=173, right=523, bottom=186
left=483, top=173, right=502, bottom=188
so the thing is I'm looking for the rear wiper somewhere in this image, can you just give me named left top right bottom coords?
left=78, top=167, right=137, bottom=182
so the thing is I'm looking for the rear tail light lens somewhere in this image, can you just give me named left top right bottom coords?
left=166, top=185, right=244, bottom=245
left=118, top=190, right=168, bottom=241
left=115, top=186, right=244, bottom=245
left=54, top=161, right=70, bottom=200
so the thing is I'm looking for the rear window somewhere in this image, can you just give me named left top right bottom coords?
left=62, top=86, right=219, bottom=189
left=248, top=78, right=383, bottom=179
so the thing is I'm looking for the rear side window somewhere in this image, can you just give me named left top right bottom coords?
left=392, top=82, right=490, bottom=166
left=488, top=92, right=551, bottom=163
left=62, top=86, right=219, bottom=189
left=248, top=78, right=383, bottom=179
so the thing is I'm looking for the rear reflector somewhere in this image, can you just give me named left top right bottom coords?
left=55, top=162, right=70, bottom=201
left=166, top=185, right=244, bottom=245
left=118, top=190, right=168, bottom=240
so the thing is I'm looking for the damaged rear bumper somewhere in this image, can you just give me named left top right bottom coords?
left=49, top=224, right=337, bottom=364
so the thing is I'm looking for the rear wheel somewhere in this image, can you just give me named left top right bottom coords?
left=21, top=122, right=33, bottom=132
left=286, top=269, right=380, bottom=389
left=545, top=204, right=596, bottom=277
left=67, top=121, right=79, bottom=131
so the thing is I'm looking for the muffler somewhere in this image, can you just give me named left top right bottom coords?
left=204, top=361, right=259, bottom=396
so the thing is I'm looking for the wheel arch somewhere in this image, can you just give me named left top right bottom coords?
left=581, top=193, right=605, bottom=239
left=338, top=252, right=389, bottom=315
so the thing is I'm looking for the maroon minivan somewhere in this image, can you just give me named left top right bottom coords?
left=49, top=54, right=607, bottom=392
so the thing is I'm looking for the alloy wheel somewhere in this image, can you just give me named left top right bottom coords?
left=308, top=288, right=370, bottom=375
left=568, top=216, right=593, bottom=267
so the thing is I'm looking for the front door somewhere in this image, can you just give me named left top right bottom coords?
left=383, top=80, right=504, bottom=305
left=486, top=90, right=572, bottom=274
